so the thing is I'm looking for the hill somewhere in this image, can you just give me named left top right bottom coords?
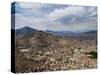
left=16, top=26, right=37, bottom=38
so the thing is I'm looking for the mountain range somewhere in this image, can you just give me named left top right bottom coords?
left=15, top=26, right=97, bottom=38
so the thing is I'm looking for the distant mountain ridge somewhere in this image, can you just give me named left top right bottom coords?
left=46, top=30, right=97, bottom=37
left=46, top=30, right=77, bottom=36
left=15, top=26, right=97, bottom=38
left=83, top=30, right=97, bottom=34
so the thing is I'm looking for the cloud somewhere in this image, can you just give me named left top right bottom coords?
left=47, top=6, right=86, bottom=20
left=18, top=2, right=43, bottom=9
left=13, top=2, right=97, bottom=32
left=47, top=6, right=97, bottom=23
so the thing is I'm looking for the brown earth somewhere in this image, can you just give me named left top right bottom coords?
left=15, top=31, right=97, bottom=73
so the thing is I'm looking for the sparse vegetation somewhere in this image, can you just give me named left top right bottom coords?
left=15, top=30, right=97, bottom=73
left=85, top=51, right=97, bottom=59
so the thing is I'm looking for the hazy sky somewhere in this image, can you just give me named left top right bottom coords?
left=12, top=2, right=97, bottom=32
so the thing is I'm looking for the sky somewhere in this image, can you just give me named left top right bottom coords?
left=12, top=2, right=97, bottom=32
